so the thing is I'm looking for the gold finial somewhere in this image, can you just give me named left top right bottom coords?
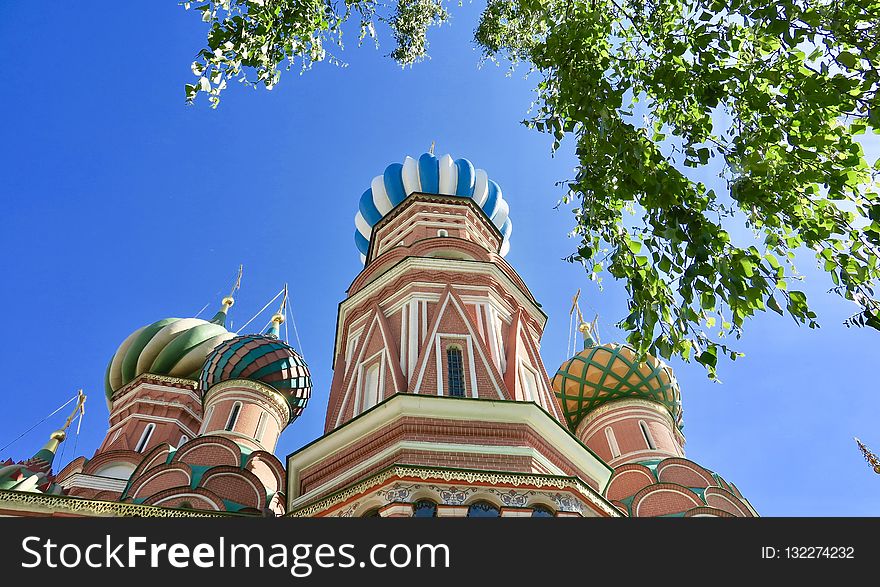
left=569, top=289, right=600, bottom=347
left=569, top=289, right=584, bottom=324
left=271, top=283, right=288, bottom=325
left=429, top=141, right=435, bottom=156
left=60, top=390, right=86, bottom=435
left=855, top=437, right=880, bottom=474
left=222, top=264, right=243, bottom=310
left=41, top=390, right=86, bottom=455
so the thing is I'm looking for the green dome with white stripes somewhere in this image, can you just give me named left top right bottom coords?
left=103, top=306, right=235, bottom=409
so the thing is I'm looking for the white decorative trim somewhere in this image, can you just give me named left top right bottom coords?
left=292, top=440, right=567, bottom=509
left=408, top=301, right=419, bottom=377
left=202, top=381, right=290, bottom=428
left=576, top=397, right=677, bottom=433
left=56, top=473, right=128, bottom=492
left=465, top=336, right=478, bottom=399
left=287, top=466, right=620, bottom=518
left=107, top=413, right=199, bottom=441
left=399, top=303, right=407, bottom=374
left=337, top=314, right=381, bottom=428
left=336, top=257, right=546, bottom=358
left=287, top=394, right=614, bottom=503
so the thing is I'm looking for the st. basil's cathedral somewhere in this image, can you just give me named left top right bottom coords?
left=0, top=151, right=758, bottom=518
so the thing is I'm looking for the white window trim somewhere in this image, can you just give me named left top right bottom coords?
left=639, top=420, right=656, bottom=450
left=605, top=427, right=621, bottom=458
left=226, top=402, right=242, bottom=432
left=135, top=423, right=155, bottom=453
left=254, top=412, right=267, bottom=442
left=354, top=349, right=385, bottom=416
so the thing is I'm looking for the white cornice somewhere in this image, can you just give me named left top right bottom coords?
left=287, top=394, right=613, bottom=501
left=57, top=473, right=128, bottom=492
left=291, top=440, right=566, bottom=508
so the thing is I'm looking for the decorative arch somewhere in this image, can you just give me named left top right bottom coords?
left=655, top=457, right=717, bottom=488
left=704, top=487, right=755, bottom=517
left=463, top=492, right=503, bottom=509
left=630, top=483, right=704, bottom=517
left=128, top=444, right=173, bottom=481
left=604, top=463, right=657, bottom=502
left=200, top=466, right=267, bottom=511
left=684, top=506, right=735, bottom=518
left=171, top=435, right=242, bottom=468
left=143, top=486, right=225, bottom=511
left=127, top=463, right=193, bottom=501
left=466, top=500, right=501, bottom=518
left=82, top=450, right=145, bottom=478
left=244, top=451, right=286, bottom=495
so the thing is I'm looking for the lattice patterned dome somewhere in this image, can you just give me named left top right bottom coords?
left=199, top=333, right=311, bottom=424
left=552, top=334, right=682, bottom=432
left=354, top=151, right=513, bottom=263
left=104, top=304, right=235, bottom=409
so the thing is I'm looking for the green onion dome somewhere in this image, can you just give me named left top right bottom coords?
left=552, top=326, right=682, bottom=432
left=199, top=316, right=311, bottom=425
left=104, top=301, right=235, bottom=409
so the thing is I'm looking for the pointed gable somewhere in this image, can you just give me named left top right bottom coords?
left=410, top=287, right=508, bottom=400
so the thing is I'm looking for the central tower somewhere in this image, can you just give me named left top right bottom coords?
left=325, top=152, right=564, bottom=430
left=289, top=152, right=616, bottom=518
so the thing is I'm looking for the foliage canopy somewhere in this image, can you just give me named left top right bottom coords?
left=185, top=0, right=880, bottom=376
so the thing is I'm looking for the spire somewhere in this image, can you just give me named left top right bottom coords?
left=429, top=140, right=435, bottom=155
left=211, top=264, right=243, bottom=326
left=27, top=390, right=86, bottom=471
left=855, top=437, right=880, bottom=474
left=265, top=284, right=288, bottom=338
left=569, top=289, right=599, bottom=349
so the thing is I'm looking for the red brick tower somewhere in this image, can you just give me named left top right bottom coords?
left=287, top=151, right=619, bottom=518
left=325, top=192, right=564, bottom=429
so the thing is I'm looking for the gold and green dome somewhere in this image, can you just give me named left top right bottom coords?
left=103, top=300, right=236, bottom=408
left=552, top=327, right=682, bottom=431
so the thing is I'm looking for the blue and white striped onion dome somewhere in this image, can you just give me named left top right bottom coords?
left=354, top=152, right=513, bottom=263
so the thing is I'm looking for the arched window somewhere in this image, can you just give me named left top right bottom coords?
left=362, top=364, right=381, bottom=411
left=413, top=500, right=438, bottom=518
left=254, top=412, right=267, bottom=442
left=531, top=505, right=555, bottom=518
left=362, top=507, right=382, bottom=518
left=446, top=347, right=466, bottom=397
left=437, top=229, right=449, bottom=237
left=135, top=423, right=155, bottom=453
left=605, top=426, right=621, bottom=458
left=639, top=420, right=656, bottom=450
left=226, top=402, right=242, bottom=432
left=467, top=501, right=500, bottom=518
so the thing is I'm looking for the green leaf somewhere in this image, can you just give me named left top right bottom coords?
left=837, top=51, right=858, bottom=69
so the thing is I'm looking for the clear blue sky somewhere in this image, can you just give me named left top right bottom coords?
left=1, top=3, right=877, bottom=515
